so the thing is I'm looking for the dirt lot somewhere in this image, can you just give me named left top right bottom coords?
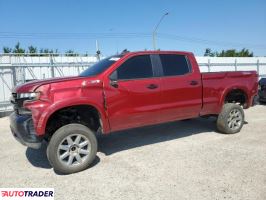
left=0, top=105, right=265, bottom=200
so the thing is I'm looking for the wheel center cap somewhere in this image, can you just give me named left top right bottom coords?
left=71, top=146, right=76, bottom=151
left=70, top=145, right=78, bottom=153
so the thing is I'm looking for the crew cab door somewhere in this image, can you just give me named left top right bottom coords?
left=156, top=53, right=202, bottom=122
left=103, top=54, right=161, bottom=132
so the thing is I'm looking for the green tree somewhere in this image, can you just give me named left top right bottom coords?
left=65, top=50, right=78, bottom=56
left=28, top=45, right=37, bottom=54
left=39, top=48, right=55, bottom=56
left=236, top=48, right=253, bottom=57
left=204, top=48, right=253, bottom=57
left=222, top=49, right=236, bottom=57
left=204, top=48, right=216, bottom=57
left=54, top=49, right=59, bottom=56
left=3, top=47, right=12, bottom=53
left=43, top=49, right=50, bottom=54
left=219, top=50, right=226, bottom=57
left=12, top=42, right=25, bottom=54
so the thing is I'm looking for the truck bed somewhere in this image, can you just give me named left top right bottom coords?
left=200, top=71, right=258, bottom=116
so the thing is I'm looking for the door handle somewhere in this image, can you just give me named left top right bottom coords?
left=190, top=80, right=199, bottom=86
left=147, top=84, right=158, bottom=89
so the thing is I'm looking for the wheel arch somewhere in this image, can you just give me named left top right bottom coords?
left=221, top=87, right=249, bottom=109
left=36, top=100, right=110, bottom=137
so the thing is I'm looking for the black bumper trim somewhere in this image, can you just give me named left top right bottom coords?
left=258, top=93, right=266, bottom=102
left=9, top=112, right=42, bottom=149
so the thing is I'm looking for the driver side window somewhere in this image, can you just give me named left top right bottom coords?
left=114, top=55, right=153, bottom=80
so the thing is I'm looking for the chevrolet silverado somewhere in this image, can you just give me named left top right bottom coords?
left=10, top=51, right=258, bottom=174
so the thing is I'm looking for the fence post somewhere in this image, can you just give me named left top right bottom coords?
left=235, top=59, right=237, bottom=71
left=50, top=54, right=55, bottom=78
left=11, top=66, right=17, bottom=87
left=10, top=54, right=17, bottom=87
left=208, top=59, right=211, bottom=72
left=257, top=59, right=260, bottom=76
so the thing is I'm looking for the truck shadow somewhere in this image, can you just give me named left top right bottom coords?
left=25, top=144, right=51, bottom=169
left=25, top=117, right=217, bottom=170
left=98, top=117, right=217, bottom=155
left=25, top=145, right=100, bottom=170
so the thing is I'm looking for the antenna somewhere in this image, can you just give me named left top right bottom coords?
left=96, top=40, right=99, bottom=52
left=96, top=40, right=101, bottom=61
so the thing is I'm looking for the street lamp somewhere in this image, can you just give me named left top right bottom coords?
left=152, top=12, right=169, bottom=50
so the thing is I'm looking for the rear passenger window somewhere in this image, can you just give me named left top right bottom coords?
left=117, top=55, right=153, bottom=80
left=160, top=54, right=191, bottom=76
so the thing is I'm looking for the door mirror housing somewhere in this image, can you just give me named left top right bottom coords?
left=110, top=70, right=118, bottom=88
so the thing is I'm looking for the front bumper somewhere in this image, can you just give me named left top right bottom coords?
left=9, top=112, right=43, bottom=149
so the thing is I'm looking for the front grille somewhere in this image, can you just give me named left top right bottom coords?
left=10, top=93, right=24, bottom=112
left=10, top=93, right=17, bottom=104
left=10, top=93, right=18, bottom=113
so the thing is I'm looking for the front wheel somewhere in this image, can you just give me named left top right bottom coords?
left=216, top=103, right=245, bottom=134
left=47, top=124, right=97, bottom=174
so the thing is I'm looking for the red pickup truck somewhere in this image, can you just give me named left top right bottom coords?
left=10, top=51, right=258, bottom=174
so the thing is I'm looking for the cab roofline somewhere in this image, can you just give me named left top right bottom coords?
left=121, top=50, right=193, bottom=56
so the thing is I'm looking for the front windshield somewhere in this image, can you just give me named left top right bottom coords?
left=79, top=55, right=123, bottom=77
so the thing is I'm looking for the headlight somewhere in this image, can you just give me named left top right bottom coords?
left=17, top=92, right=39, bottom=101
left=258, top=85, right=261, bottom=90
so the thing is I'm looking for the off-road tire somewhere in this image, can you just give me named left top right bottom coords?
left=217, top=103, right=245, bottom=134
left=47, top=123, right=97, bottom=174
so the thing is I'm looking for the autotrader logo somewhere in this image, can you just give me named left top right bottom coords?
left=0, top=188, right=54, bottom=200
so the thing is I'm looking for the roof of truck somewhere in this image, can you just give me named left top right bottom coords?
left=117, top=50, right=194, bottom=57
left=126, top=50, right=193, bottom=55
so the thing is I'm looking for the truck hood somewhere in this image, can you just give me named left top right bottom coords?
left=13, top=76, right=83, bottom=93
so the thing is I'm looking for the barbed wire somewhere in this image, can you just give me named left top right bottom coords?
left=0, top=31, right=265, bottom=49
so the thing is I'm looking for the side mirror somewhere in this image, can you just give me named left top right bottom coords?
left=109, top=71, right=118, bottom=88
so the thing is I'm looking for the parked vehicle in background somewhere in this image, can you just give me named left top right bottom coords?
left=9, top=51, right=258, bottom=174
left=258, top=78, right=266, bottom=103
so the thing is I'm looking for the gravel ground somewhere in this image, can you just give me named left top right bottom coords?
left=0, top=105, right=265, bottom=200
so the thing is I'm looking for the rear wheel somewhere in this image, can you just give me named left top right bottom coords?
left=47, top=123, right=97, bottom=174
left=217, top=103, right=244, bottom=134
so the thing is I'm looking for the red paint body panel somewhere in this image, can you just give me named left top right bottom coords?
left=104, top=77, right=162, bottom=131
left=23, top=76, right=110, bottom=135
left=13, top=76, right=82, bottom=93
left=200, top=71, right=258, bottom=115
left=13, top=51, right=258, bottom=137
left=158, top=53, right=202, bottom=122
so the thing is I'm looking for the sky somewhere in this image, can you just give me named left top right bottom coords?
left=0, top=0, right=265, bottom=56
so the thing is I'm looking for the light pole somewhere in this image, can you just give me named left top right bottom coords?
left=152, top=12, right=169, bottom=50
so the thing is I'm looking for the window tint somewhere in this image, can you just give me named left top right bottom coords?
left=117, top=55, right=153, bottom=80
left=160, top=54, right=190, bottom=76
left=80, top=55, right=123, bottom=77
